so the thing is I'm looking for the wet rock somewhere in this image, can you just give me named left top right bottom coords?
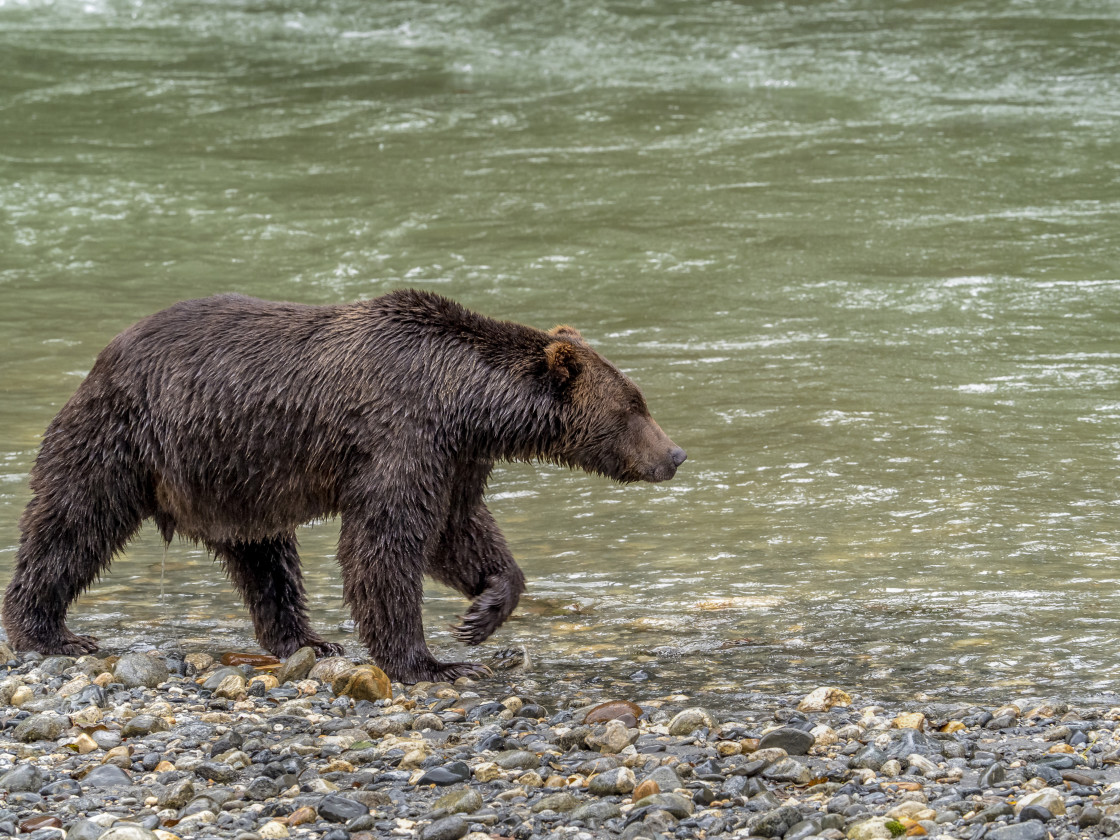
left=246, top=775, right=280, bottom=800
left=667, top=707, right=716, bottom=736
left=494, top=750, right=538, bottom=771
left=64, top=818, right=106, bottom=840
left=307, top=656, right=354, bottom=684
left=331, top=665, right=392, bottom=701
left=758, top=726, right=815, bottom=755
left=318, top=793, right=367, bottom=822
left=81, top=764, right=133, bottom=788
left=420, top=815, right=468, bottom=840
left=0, top=764, right=50, bottom=792
left=532, top=792, right=579, bottom=813
left=433, top=787, right=483, bottom=814
left=13, top=713, right=65, bottom=742
left=749, top=805, right=803, bottom=837
left=987, top=822, right=1048, bottom=840
left=274, top=647, right=317, bottom=684
left=850, top=744, right=888, bottom=771
left=157, top=778, right=194, bottom=809
left=586, top=719, right=637, bottom=753
left=762, top=757, right=813, bottom=785
left=98, top=825, right=160, bottom=840
left=632, top=792, right=693, bottom=818
left=1015, top=787, right=1065, bottom=816
left=417, top=761, right=472, bottom=785
left=980, top=761, right=1007, bottom=787
left=588, top=766, right=635, bottom=795
left=194, top=761, right=237, bottom=783
left=798, top=686, right=851, bottom=712
left=121, top=714, right=166, bottom=737
left=570, top=801, right=622, bottom=823
left=584, top=699, right=643, bottom=725
left=845, top=816, right=896, bottom=840
left=113, top=653, right=168, bottom=689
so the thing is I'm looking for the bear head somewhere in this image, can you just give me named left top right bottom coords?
left=543, top=325, right=686, bottom=484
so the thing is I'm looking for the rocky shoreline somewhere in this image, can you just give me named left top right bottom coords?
left=2, top=644, right=1120, bottom=840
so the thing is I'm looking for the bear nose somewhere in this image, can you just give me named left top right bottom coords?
left=669, top=446, right=687, bottom=468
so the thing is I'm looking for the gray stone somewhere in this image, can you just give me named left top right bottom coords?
left=761, top=757, right=813, bottom=785
left=113, top=653, right=169, bottom=689
left=417, top=761, right=472, bottom=785
left=432, top=787, right=483, bottom=814
left=885, top=728, right=943, bottom=759
left=632, top=792, right=694, bottom=818
left=13, top=713, right=65, bottom=742
left=318, top=793, right=367, bottom=822
left=64, top=818, right=106, bottom=840
left=494, top=750, right=539, bottom=771
left=749, top=805, right=803, bottom=838
left=121, top=714, right=166, bottom=737
left=157, top=778, right=195, bottom=809
left=275, top=647, right=316, bottom=684
left=641, top=766, right=683, bottom=791
left=419, top=815, right=468, bottom=840
left=194, top=762, right=237, bottom=783
left=849, top=745, right=887, bottom=771
left=587, top=766, right=635, bottom=795
left=83, top=764, right=134, bottom=788
left=570, top=801, right=622, bottom=823
left=987, top=822, right=1048, bottom=840
left=0, top=763, right=50, bottom=792
left=758, top=727, right=815, bottom=756
left=245, top=776, right=279, bottom=801
left=784, top=818, right=823, bottom=840
left=979, top=762, right=1007, bottom=787
left=97, top=825, right=160, bottom=840
left=531, top=792, right=579, bottom=813
left=200, top=667, right=242, bottom=691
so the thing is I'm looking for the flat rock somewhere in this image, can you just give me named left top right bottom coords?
left=420, top=815, right=468, bottom=840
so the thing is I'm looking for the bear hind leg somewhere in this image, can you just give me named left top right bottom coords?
left=210, top=535, right=343, bottom=659
left=2, top=486, right=145, bottom=656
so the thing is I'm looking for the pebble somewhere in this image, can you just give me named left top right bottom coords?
left=3, top=650, right=1120, bottom=840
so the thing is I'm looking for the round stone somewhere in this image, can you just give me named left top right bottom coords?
left=318, top=793, right=368, bottom=823
left=587, top=766, right=635, bottom=796
left=113, top=653, right=169, bottom=689
left=758, top=726, right=815, bottom=756
left=667, top=707, right=717, bottom=736
left=417, top=761, right=472, bottom=786
left=420, top=815, right=468, bottom=840
left=13, top=713, right=65, bottom=743
left=0, top=764, right=50, bottom=792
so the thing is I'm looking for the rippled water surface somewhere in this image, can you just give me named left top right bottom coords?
left=2, top=0, right=1119, bottom=704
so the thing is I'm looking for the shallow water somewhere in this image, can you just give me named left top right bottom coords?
left=2, top=0, right=1119, bottom=704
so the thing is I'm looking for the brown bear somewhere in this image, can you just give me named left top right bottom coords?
left=2, top=290, right=685, bottom=683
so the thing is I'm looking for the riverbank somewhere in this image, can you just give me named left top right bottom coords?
left=2, top=645, right=1119, bottom=840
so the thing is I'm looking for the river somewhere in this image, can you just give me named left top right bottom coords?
left=2, top=0, right=1118, bottom=704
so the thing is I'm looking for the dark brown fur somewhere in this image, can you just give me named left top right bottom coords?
left=2, top=290, right=685, bottom=682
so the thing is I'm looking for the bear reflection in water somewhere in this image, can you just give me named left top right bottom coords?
left=2, top=290, right=685, bottom=683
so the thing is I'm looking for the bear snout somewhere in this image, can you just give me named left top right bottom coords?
left=670, top=446, right=687, bottom=468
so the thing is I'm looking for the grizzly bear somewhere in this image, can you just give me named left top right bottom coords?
left=2, top=290, right=685, bottom=682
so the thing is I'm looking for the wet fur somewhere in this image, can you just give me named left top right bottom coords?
left=2, top=290, right=683, bottom=682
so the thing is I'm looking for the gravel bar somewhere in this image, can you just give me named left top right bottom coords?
left=3, top=644, right=1120, bottom=840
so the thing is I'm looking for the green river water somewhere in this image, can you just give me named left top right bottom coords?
left=2, top=0, right=1118, bottom=703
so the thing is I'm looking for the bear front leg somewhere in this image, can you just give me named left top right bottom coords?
left=338, top=504, right=490, bottom=684
left=210, top=535, right=344, bottom=659
left=429, top=502, right=526, bottom=646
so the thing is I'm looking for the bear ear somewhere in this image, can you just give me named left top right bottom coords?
left=548, top=324, right=584, bottom=342
left=544, top=340, right=582, bottom=385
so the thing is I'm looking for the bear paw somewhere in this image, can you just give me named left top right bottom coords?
left=20, top=631, right=99, bottom=656
left=452, top=580, right=519, bottom=646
